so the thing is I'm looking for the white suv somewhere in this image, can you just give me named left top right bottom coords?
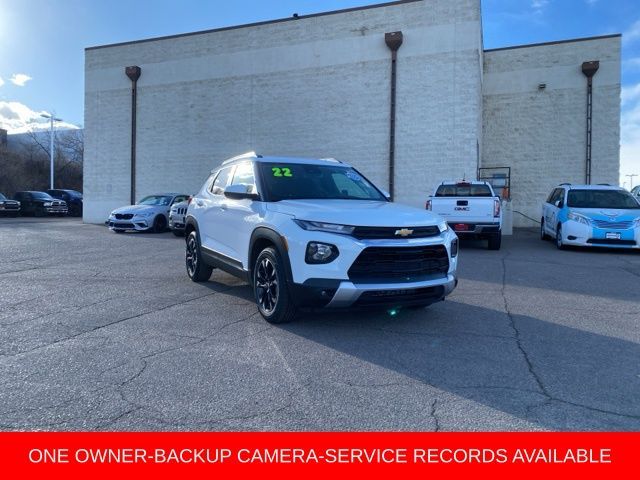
left=185, top=152, right=459, bottom=323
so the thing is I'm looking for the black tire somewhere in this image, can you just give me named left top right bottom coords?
left=185, top=231, right=213, bottom=282
left=253, top=247, right=297, bottom=324
left=152, top=215, right=167, bottom=233
left=488, top=233, right=502, bottom=250
left=556, top=224, right=565, bottom=250
left=540, top=218, right=550, bottom=240
left=172, top=229, right=184, bottom=237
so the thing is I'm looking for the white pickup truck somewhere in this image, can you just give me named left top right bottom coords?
left=426, top=181, right=502, bottom=250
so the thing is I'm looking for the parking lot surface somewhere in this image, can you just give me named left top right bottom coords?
left=0, top=217, right=638, bottom=431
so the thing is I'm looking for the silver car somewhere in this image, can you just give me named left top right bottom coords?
left=169, top=199, right=189, bottom=236
left=107, top=193, right=190, bottom=233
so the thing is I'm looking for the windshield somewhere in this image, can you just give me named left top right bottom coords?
left=31, top=192, right=54, bottom=200
left=138, top=195, right=172, bottom=206
left=259, top=163, right=386, bottom=202
left=435, top=184, right=492, bottom=197
left=0, top=194, right=6, bottom=201
left=567, top=190, right=640, bottom=209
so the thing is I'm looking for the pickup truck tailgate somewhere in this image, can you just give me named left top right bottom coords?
left=430, top=197, right=497, bottom=224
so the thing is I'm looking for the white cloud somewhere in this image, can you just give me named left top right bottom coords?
left=624, top=19, right=640, bottom=45
left=531, top=0, right=549, bottom=11
left=0, top=76, right=4, bottom=87
left=622, top=83, right=640, bottom=106
left=9, top=73, right=32, bottom=87
left=0, top=101, right=78, bottom=134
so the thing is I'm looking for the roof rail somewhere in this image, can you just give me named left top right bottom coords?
left=596, top=183, right=611, bottom=186
left=559, top=182, right=572, bottom=186
left=221, top=151, right=259, bottom=165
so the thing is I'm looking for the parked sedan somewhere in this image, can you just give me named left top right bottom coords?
left=107, top=193, right=190, bottom=233
left=13, top=191, right=68, bottom=216
left=0, top=193, right=21, bottom=216
left=47, top=189, right=83, bottom=216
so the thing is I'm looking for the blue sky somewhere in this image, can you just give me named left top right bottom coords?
left=1, top=0, right=639, bottom=183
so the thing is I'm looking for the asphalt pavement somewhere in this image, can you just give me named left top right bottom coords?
left=0, top=217, right=638, bottom=431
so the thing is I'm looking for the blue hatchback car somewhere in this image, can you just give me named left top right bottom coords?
left=541, top=184, right=640, bottom=250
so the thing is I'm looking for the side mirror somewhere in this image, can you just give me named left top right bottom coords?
left=554, top=200, right=563, bottom=208
left=224, top=184, right=259, bottom=200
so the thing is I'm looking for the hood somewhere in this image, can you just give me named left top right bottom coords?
left=570, top=208, right=640, bottom=221
left=112, top=204, right=165, bottom=215
left=266, top=199, right=443, bottom=227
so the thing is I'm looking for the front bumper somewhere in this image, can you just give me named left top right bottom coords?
left=560, top=221, right=640, bottom=249
left=169, top=215, right=186, bottom=231
left=108, top=218, right=152, bottom=231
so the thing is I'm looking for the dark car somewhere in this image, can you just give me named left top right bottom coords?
left=13, top=191, right=68, bottom=216
left=47, top=189, right=83, bottom=216
left=0, top=193, right=21, bottom=217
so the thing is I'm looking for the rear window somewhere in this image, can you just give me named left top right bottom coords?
left=435, top=184, right=492, bottom=197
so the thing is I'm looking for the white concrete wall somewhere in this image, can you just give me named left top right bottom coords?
left=482, top=36, right=621, bottom=227
left=84, top=0, right=483, bottom=222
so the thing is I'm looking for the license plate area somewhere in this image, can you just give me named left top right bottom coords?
left=606, top=232, right=621, bottom=240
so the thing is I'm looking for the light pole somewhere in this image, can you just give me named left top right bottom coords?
left=625, top=174, right=638, bottom=190
left=40, top=112, right=62, bottom=189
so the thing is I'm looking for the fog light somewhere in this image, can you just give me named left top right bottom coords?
left=305, top=242, right=339, bottom=264
left=451, top=238, right=458, bottom=258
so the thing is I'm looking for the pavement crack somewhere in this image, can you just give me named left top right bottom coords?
left=500, top=255, right=551, bottom=399
left=430, top=399, right=441, bottom=432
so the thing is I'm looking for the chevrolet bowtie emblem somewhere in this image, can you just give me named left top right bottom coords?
left=395, top=228, right=414, bottom=237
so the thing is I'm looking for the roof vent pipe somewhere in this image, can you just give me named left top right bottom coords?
left=125, top=65, right=142, bottom=205
left=385, top=31, right=403, bottom=201
left=581, top=60, right=599, bottom=185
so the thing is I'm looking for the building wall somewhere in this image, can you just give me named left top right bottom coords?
left=84, top=0, right=483, bottom=223
left=482, top=36, right=621, bottom=227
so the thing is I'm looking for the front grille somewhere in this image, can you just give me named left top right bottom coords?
left=348, top=245, right=449, bottom=282
left=354, top=286, right=444, bottom=308
left=351, top=225, right=440, bottom=240
left=2, top=203, right=19, bottom=210
left=111, top=222, right=134, bottom=229
left=587, top=238, right=636, bottom=246
left=115, top=213, right=134, bottom=220
left=592, top=219, right=633, bottom=230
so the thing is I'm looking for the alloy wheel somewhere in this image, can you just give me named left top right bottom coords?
left=256, top=257, right=278, bottom=314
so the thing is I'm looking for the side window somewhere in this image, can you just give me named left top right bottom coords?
left=172, top=195, right=187, bottom=204
left=546, top=189, right=558, bottom=204
left=550, top=188, right=565, bottom=206
left=230, top=162, right=256, bottom=193
left=210, top=167, right=233, bottom=195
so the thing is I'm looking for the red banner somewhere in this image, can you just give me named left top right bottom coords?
left=0, top=432, right=636, bottom=478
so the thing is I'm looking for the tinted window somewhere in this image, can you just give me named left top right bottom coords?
left=548, top=189, right=564, bottom=205
left=259, top=163, right=385, bottom=202
left=31, top=192, right=55, bottom=200
left=435, top=184, right=492, bottom=197
left=172, top=195, right=188, bottom=204
left=0, top=194, right=6, bottom=201
left=567, top=190, right=640, bottom=209
left=211, top=167, right=233, bottom=195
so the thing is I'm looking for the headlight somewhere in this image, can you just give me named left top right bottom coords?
left=294, top=219, right=355, bottom=235
left=135, top=212, right=153, bottom=218
left=438, top=220, right=449, bottom=233
left=634, top=217, right=640, bottom=228
left=305, top=242, right=339, bottom=264
left=567, top=212, right=591, bottom=226
left=43, top=202, right=53, bottom=207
